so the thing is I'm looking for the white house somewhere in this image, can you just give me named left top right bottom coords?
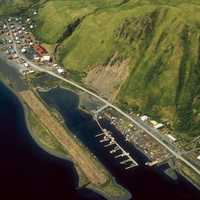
left=57, top=68, right=65, bottom=74
left=21, top=48, right=26, bottom=53
left=33, top=54, right=40, bottom=61
left=154, top=123, right=164, bottom=129
left=166, top=134, right=177, bottom=142
left=140, top=115, right=149, bottom=122
left=52, top=64, right=58, bottom=67
left=41, top=55, right=51, bottom=62
left=24, top=63, right=29, bottom=67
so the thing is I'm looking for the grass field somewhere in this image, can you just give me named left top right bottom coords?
left=0, top=0, right=37, bottom=16
left=32, top=0, right=125, bottom=43
left=27, top=108, right=68, bottom=157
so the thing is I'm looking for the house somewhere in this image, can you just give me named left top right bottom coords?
left=33, top=45, right=47, bottom=56
left=140, top=115, right=149, bottom=122
left=33, top=55, right=40, bottom=61
left=22, top=70, right=34, bottom=75
left=166, top=134, right=176, bottom=142
left=150, top=120, right=158, bottom=126
left=57, top=68, right=65, bottom=74
left=41, top=55, right=51, bottom=62
left=12, top=54, right=18, bottom=59
left=154, top=123, right=164, bottom=129
left=24, top=63, right=29, bottom=67
left=21, top=48, right=26, bottom=53
left=52, top=64, right=58, bottom=67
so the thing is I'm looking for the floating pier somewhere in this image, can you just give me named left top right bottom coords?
left=100, top=136, right=110, bottom=143
left=95, top=121, right=138, bottom=169
left=110, top=146, right=120, bottom=154
left=120, top=158, right=132, bottom=164
left=125, top=163, right=137, bottom=170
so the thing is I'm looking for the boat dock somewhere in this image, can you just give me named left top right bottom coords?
left=95, top=127, right=138, bottom=170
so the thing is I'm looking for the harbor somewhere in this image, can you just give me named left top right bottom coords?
left=38, top=86, right=200, bottom=200
left=94, top=118, right=138, bottom=170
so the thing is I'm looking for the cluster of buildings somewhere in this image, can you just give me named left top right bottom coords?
left=139, top=114, right=177, bottom=143
left=101, top=109, right=171, bottom=165
left=99, top=107, right=200, bottom=166
left=0, top=14, right=65, bottom=76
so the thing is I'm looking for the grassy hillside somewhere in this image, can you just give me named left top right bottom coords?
left=0, top=0, right=40, bottom=16
left=33, top=0, right=125, bottom=43
left=3, top=0, right=200, bottom=136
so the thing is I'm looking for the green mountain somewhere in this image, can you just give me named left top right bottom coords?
left=2, top=0, right=200, bottom=136
left=0, top=0, right=37, bottom=15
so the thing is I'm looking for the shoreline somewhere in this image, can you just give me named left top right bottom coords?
left=0, top=55, right=130, bottom=200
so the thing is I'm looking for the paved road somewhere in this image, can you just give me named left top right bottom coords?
left=8, top=24, right=200, bottom=177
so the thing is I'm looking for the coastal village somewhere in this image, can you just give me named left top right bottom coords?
left=1, top=11, right=200, bottom=187
left=0, top=13, right=65, bottom=76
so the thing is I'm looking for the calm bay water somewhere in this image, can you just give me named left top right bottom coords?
left=0, top=82, right=107, bottom=200
left=39, top=87, right=200, bottom=200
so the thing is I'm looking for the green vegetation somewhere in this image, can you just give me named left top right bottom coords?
left=27, top=108, right=68, bottom=157
left=0, top=0, right=38, bottom=16
left=3, top=0, right=200, bottom=136
left=33, top=0, right=125, bottom=43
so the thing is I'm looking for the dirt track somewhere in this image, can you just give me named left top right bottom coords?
left=19, top=90, right=107, bottom=185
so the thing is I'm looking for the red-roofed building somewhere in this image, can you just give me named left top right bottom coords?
left=33, top=45, right=47, bottom=56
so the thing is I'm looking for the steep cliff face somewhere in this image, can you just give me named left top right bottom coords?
left=2, top=0, right=200, bottom=134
